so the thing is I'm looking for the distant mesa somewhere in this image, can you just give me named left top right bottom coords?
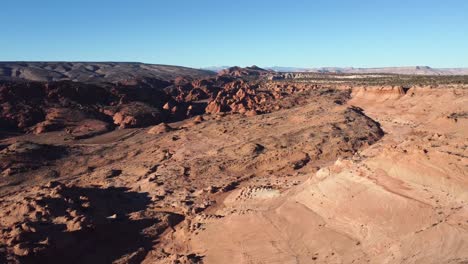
left=266, top=66, right=468, bottom=75
left=204, top=65, right=468, bottom=75
left=218, top=65, right=273, bottom=77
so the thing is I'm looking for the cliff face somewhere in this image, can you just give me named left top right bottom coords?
left=350, top=85, right=407, bottom=101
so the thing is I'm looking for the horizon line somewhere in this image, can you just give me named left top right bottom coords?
left=1, top=61, right=468, bottom=69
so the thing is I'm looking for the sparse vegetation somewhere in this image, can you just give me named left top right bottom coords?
left=274, top=73, right=468, bottom=86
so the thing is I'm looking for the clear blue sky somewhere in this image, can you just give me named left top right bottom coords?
left=1, top=0, right=467, bottom=68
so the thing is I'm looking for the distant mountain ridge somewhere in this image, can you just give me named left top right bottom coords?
left=0, top=62, right=216, bottom=83
left=204, top=65, right=468, bottom=75
left=2, top=63, right=467, bottom=82
left=267, top=66, right=468, bottom=75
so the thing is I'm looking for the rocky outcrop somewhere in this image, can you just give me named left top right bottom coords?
left=0, top=182, right=184, bottom=263
left=111, top=102, right=165, bottom=129
left=33, top=108, right=111, bottom=138
left=203, top=81, right=317, bottom=115
left=218, top=65, right=273, bottom=77
left=1, top=72, right=320, bottom=137
left=0, top=80, right=171, bottom=135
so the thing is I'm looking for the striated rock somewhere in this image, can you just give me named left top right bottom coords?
left=351, top=85, right=407, bottom=101
left=245, top=109, right=258, bottom=116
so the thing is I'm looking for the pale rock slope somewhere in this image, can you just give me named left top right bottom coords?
left=185, top=86, right=468, bottom=264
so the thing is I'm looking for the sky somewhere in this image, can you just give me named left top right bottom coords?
left=1, top=0, right=467, bottom=68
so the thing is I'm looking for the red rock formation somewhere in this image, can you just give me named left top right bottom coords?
left=112, top=102, right=164, bottom=129
left=1, top=73, right=312, bottom=137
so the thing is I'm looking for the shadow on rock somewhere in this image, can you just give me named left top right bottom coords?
left=4, top=183, right=183, bottom=264
left=0, top=141, right=68, bottom=175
